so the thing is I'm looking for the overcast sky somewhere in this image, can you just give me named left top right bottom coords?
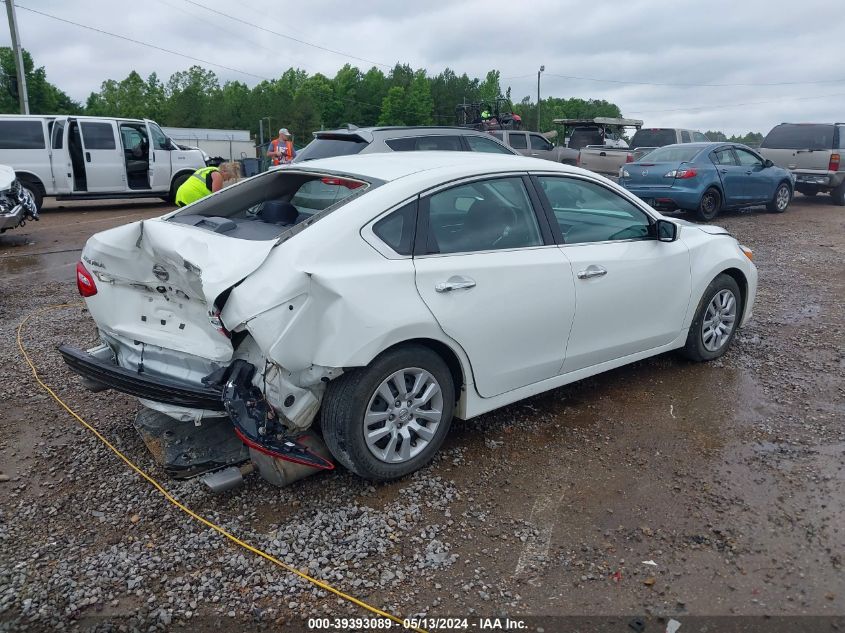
left=3, top=0, right=842, bottom=135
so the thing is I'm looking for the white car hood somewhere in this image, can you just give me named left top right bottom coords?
left=674, top=218, right=731, bottom=236
left=0, top=164, right=15, bottom=190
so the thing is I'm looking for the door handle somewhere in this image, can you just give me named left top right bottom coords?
left=435, top=275, right=476, bottom=292
left=719, top=168, right=727, bottom=174
left=577, top=265, right=607, bottom=280
left=745, top=170, right=752, bottom=175
left=599, top=151, right=607, bottom=156
left=85, top=151, right=91, bottom=162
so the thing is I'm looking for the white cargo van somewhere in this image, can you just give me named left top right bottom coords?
left=0, top=115, right=207, bottom=211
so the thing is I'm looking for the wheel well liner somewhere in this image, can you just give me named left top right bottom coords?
left=720, top=267, right=747, bottom=311
left=15, top=172, right=44, bottom=191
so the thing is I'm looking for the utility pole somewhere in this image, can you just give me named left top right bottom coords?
left=5, top=0, right=30, bottom=114
left=536, top=65, right=544, bottom=132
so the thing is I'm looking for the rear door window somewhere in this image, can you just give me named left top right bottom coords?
left=0, top=120, right=46, bottom=149
left=530, top=135, right=553, bottom=151
left=508, top=133, right=528, bottom=149
left=712, top=148, right=739, bottom=166
left=414, top=135, right=463, bottom=151
left=630, top=129, right=677, bottom=149
left=80, top=122, right=116, bottom=149
left=761, top=124, right=835, bottom=150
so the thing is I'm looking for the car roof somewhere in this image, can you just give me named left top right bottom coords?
left=288, top=151, right=575, bottom=183
left=317, top=126, right=502, bottom=137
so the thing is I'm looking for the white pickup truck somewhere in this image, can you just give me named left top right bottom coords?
left=578, top=126, right=709, bottom=177
left=0, top=115, right=207, bottom=211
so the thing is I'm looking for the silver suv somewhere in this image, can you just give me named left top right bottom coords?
left=759, top=123, right=845, bottom=205
left=293, top=125, right=517, bottom=162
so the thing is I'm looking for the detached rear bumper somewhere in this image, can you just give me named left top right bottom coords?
left=58, top=344, right=225, bottom=411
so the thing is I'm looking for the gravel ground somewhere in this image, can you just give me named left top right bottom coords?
left=0, top=195, right=843, bottom=632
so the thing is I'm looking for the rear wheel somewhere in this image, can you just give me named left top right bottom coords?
left=832, top=182, right=845, bottom=206
left=321, top=345, right=455, bottom=481
left=767, top=182, right=791, bottom=213
left=695, top=187, right=721, bottom=221
left=682, top=274, right=742, bottom=362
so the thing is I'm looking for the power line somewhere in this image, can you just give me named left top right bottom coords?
left=14, top=3, right=274, bottom=82
left=543, top=72, right=845, bottom=88
left=181, top=0, right=393, bottom=70
left=627, top=91, right=845, bottom=114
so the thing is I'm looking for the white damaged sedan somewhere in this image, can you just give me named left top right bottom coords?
left=61, top=153, right=756, bottom=486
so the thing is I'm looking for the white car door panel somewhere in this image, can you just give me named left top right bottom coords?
left=412, top=176, right=575, bottom=398
left=560, top=239, right=690, bottom=372
left=78, top=120, right=126, bottom=192
left=533, top=174, right=692, bottom=374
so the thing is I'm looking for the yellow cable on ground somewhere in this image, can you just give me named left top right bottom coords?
left=17, top=304, right=426, bottom=633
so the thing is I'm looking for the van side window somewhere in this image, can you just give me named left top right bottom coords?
left=681, top=131, right=691, bottom=143
left=80, top=122, right=116, bottom=150
left=0, top=120, right=45, bottom=150
left=52, top=120, right=65, bottom=149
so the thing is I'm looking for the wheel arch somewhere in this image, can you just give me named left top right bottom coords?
left=14, top=170, right=45, bottom=190
left=170, top=168, right=195, bottom=188
left=718, top=266, right=748, bottom=315
left=376, top=337, right=466, bottom=395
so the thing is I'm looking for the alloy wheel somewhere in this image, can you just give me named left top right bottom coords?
left=702, top=289, right=737, bottom=352
left=776, top=185, right=790, bottom=211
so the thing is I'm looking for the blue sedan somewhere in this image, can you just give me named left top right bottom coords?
left=619, top=142, right=795, bottom=221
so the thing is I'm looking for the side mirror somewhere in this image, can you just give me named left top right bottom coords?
left=656, top=219, right=678, bottom=242
left=764, top=159, right=774, bottom=168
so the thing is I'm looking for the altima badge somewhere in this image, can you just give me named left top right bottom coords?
left=152, top=264, right=169, bottom=282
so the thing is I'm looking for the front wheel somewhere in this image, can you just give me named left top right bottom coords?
left=18, top=179, right=44, bottom=213
left=767, top=182, right=791, bottom=213
left=169, top=174, right=190, bottom=204
left=695, top=187, right=721, bottom=221
left=832, top=182, right=845, bottom=206
left=320, top=345, right=455, bottom=481
left=682, top=274, right=742, bottom=362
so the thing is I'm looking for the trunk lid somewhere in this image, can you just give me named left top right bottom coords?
left=83, top=218, right=276, bottom=362
left=623, top=161, right=681, bottom=189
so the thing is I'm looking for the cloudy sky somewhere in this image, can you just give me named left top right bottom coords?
left=3, top=0, right=842, bottom=135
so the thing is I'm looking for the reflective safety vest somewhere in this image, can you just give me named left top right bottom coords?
left=175, top=166, right=219, bottom=207
left=271, top=138, right=294, bottom=165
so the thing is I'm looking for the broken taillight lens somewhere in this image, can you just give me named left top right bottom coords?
left=209, top=309, right=230, bottom=338
left=76, top=262, right=98, bottom=297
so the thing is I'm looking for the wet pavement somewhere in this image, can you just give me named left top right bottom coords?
left=1, top=194, right=843, bottom=631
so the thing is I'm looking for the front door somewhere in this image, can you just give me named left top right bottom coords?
left=711, top=146, right=746, bottom=205
left=413, top=175, right=576, bottom=398
left=146, top=120, right=173, bottom=191
left=533, top=175, right=692, bottom=373
left=734, top=146, right=771, bottom=203
left=48, top=116, right=72, bottom=194
left=528, top=133, right=556, bottom=161
left=78, top=120, right=126, bottom=193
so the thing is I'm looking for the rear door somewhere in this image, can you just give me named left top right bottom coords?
left=48, top=116, right=72, bottom=194
left=711, top=146, right=747, bottom=204
left=534, top=174, right=691, bottom=372
left=145, top=120, right=173, bottom=191
left=78, top=120, right=126, bottom=192
left=412, top=174, right=575, bottom=398
left=734, top=146, right=771, bottom=203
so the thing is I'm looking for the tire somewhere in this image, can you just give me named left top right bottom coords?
left=767, top=181, right=791, bottom=213
left=695, top=187, right=721, bottom=221
left=682, top=273, right=742, bottom=362
left=18, top=178, right=44, bottom=213
left=169, top=173, right=190, bottom=204
left=832, top=182, right=845, bottom=207
left=320, top=345, right=455, bottom=481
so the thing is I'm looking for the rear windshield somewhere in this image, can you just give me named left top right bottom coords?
left=630, top=129, right=677, bottom=149
left=568, top=127, right=603, bottom=149
left=638, top=145, right=701, bottom=163
left=761, top=124, right=836, bottom=150
left=168, top=170, right=372, bottom=241
left=293, top=135, right=368, bottom=162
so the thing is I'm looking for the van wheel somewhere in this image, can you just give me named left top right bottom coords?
left=832, top=182, right=845, bottom=206
left=18, top=178, right=44, bottom=212
left=320, top=345, right=454, bottom=481
left=169, top=174, right=190, bottom=204
left=695, top=188, right=721, bottom=221
left=767, top=182, right=791, bottom=213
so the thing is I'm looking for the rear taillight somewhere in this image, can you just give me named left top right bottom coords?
left=829, top=153, right=840, bottom=171
left=76, top=262, right=97, bottom=297
left=321, top=176, right=364, bottom=189
left=625, top=153, right=633, bottom=163
left=209, top=309, right=230, bottom=338
left=665, top=168, right=698, bottom=179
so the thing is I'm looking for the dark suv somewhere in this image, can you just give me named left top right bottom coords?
left=292, top=126, right=518, bottom=163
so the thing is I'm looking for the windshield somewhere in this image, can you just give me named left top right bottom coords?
left=630, top=129, right=677, bottom=149
left=168, top=170, right=370, bottom=241
left=638, top=145, right=702, bottom=163
left=761, top=124, right=835, bottom=150
left=293, top=135, right=368, bottom=162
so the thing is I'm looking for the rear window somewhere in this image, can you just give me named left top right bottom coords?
left=638, top=145, right=701, bottom=163
left=0, top=120, right=45, bottom=149
left=169, top=170, right=372, bottom=241
left=630, top=129, right=677, bottom=149
left=293, top=135, right=368, bottom=162
left=761, top=124, right=836, bottom=150
left=568, top=127, right=603, bottom=149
